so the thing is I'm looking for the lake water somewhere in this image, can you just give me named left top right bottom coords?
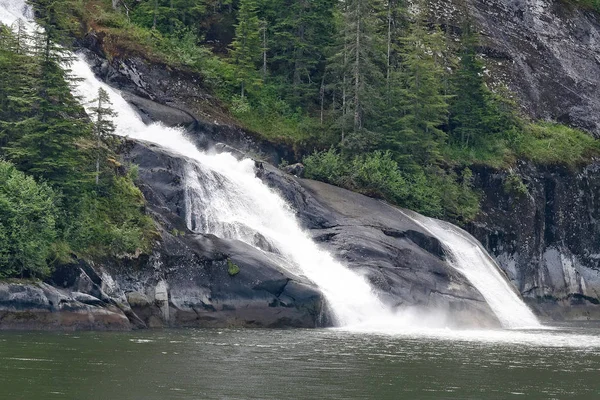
left=1, top=324, right=600, bottom=400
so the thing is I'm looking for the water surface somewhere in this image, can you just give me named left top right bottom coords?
left=1, top=325, right=600, bottom=399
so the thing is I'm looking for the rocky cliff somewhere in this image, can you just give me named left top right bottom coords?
left=469, top=162, right=600, bottom=320
left=432, top=0, right=600, bottom=136
left=0, top=139, right=499, bottom=330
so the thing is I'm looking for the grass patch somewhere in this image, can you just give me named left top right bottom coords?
left=515, top=122, right=600, bottom=167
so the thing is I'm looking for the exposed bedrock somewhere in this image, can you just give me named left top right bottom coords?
left=431, top=0, right=600, bottom=136
left=468, top=162, right=600, bottom=321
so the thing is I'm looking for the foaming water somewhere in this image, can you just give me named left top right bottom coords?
left=402, top=210, right=541, bottom=329
left=340, top=324, right=600, bottom=349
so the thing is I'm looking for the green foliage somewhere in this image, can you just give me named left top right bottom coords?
left=567, top=0, right=600, bottom=12
left=0, top=160, right=57, bottom=278
left=304, top=149, right=479, bottom=221
left=503, top=173, right=529, bottom=197
left=515, top=122, right=600, bottom=167
left=392, top=20, right=448, bottom=164
left=230, top=0, right=261, bottom=98
left=0, top=22, right=154, bottom=276
left=227, top=259, right=240, bottom=276
left=31, top=0, right=600, bottom=226
left=67, top=175, right=155, bottom=256
left=303, top=148, right=351, bottom=185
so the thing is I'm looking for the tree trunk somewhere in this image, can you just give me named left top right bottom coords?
left=262, top=20, right=267, bottom=81
left=95, top=96, right=102, bottom=186
left=354, top=0, right=361, bottom=131
left=153, top=0, right=158, bottom=30
left=386, top=0, right=392, bottom=103
left=320, top=71, right=326, bottom=125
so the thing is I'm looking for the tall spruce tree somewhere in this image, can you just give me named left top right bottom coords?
left=90, top=88, right=117, bottom=186
left=262, top=0, right=336, bottom=108
left=448, top=25, right=505, bottom=148
left=231, top=0, right=261, bottom=99
left=394, top=18, right=448, bottom=164
left=2, top=21, right=91, bottom=198
left=329, top=0, right=385, bottom=150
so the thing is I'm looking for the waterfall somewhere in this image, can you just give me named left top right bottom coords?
left=0, top=0, right=540, bottom=330
left=402, top=210, right=541, bottom=329
left=0, top=0, right=390, bottom=327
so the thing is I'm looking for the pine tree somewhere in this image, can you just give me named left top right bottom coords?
left=89, top=88, right=117, bottom=186
left=393, top=18, right=448, bottom=164
left=231, top=0, right=261, bottom=99
left=328, top=0, right=385, bottom=151
left=2, top=24, right=91, bottom=198
left=263, top=0, right=336, bottom=108
left=448, top=25, right=507, bottom=148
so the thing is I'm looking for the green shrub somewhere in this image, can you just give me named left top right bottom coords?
left=503, top=173, right=529, bottom=197
left=349, top=151, right=408, bottom=202
left=304, top=150, right=479, bottom=222
left=0, top=161, right=58, bottom=278
left=303, top=148, right=349, bottom=185
left=67, top=174, right=154, bottom=257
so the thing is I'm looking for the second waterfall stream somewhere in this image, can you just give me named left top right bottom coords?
left=1, top=0, right=540, bottom=331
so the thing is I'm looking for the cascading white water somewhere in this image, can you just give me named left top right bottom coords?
left=402, top=210, right=541, bottom=329
left=0, top=0, right=391, bottom=327
left=1, top=0, right=540, bottom=330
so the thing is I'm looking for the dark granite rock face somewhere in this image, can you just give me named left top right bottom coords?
left=468, top=162, right=600, bottom=321
left=255, top=163, right=499, bottom=328
left=431, top=0, right=600, bottom=136
left=0, top=281, right=131, bottom=331
left=124, top=141, right=500, bottom=328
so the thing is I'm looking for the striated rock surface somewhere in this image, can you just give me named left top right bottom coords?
left=469, top=162, right=600, bottom=321
left=431, top=0, right=600, bottom=136
left=257, top=163, right=499, bottom=327
left=0, top=281, right=131, bottom=331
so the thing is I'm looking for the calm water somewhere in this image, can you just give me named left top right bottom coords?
left=1, top=325, right=600, bottom=400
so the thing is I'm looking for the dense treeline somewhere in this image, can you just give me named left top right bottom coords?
left=31, top=0, right=600, bottom=223
left=0, top=20, right=154, bottom=278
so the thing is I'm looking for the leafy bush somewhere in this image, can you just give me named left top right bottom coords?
left=67, top=175, right=155, bottom=257
left=304, top=150, right=479, bottom=221
left=0, top=161, right=57, bottom=278
left=348, top=151, right=408, bottom=201
left=303, top=148, right=350, bottom=185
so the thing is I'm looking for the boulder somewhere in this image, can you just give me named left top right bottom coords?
left=0, top=282, right=130, bottom=331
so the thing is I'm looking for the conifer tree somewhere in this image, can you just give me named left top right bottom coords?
left=394, top=18, right=448, bottom=164
left=2, top=23, right=91, bottom=198
left=448, top=25, right=506, bottom=148
left=328, top=0, right=385, bottom=151
left=231, top=0, right=261, bottom=99
left=263, top=0, right=336, bottom=107
left=90, top=88, right=117, bottom=186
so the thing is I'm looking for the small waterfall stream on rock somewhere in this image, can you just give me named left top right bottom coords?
left=1, top=0, right=540, bottom=331
left=402, top=211, right=541, bottom=329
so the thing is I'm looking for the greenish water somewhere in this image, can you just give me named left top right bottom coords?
left=1, top=325, right=600, bottom=400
